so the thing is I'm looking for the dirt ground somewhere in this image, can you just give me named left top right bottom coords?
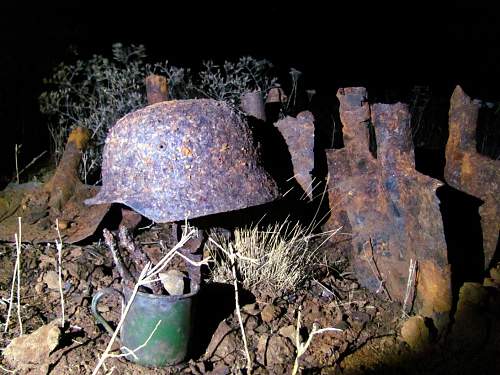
left=0, top=223, right=499, bottom=375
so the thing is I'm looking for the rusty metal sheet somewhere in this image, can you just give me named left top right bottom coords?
left=0, top=128, right=111, bottom=243
left=145, top=74, right=168, bottom=105
left=85, top=99, right=280, bottom=222
left=274, top=111, right=315, bottom=200
left=240, top=91, right=266, bottom=121
left=324, top=87, right=451, bottom=324
left=445, top=86, right=500, bottom=269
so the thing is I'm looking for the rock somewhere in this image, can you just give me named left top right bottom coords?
left=261, top=304, right=281, bottom=323
left=69, top=247, right=83, bottom=257
left=278, top=325, right=297, bottom=345
left=457, top=282, right=488, bottom=308
left=489, top=290, right=500, bottom=314
left=483, top=277, right=498, bottom=288
left=254, top=323, right=269, bottom=334
left=57, top=219, right=69, bottom=230
left=97, top=304, right=110, bottom=313
left=197, top=361, right=206, bottom=373
left=490, top=266, right=500, bottom=284
left=35, top=281, right=45, bottom=294
left=350, top=311, right=371, bottom=324
left=159, top=269, right=186, bottom=295
left=450, top=282, right=490, bottom=351
left=43, top=270, right=60, bottom=290
left=400, top=315, right=430, bottom=351
left=241, top=303, right=260, bottom=316
left=244, top=315, right=259, bottom=332
left=65, top=262, right=80, bottom=279
left=256, top=334, right=269, bottom=365
left=333, top=320, right=350, bottom=331
left=416, top=260, right=452, bottom=330
left=183, top=236, right=203, bottom=254
left=188, top=359, right=203, bottom=375
left=208, top=362, right=231, bottom=375
left=39, top=254, right=57, bottom=269
left=265, top=335, right=295, bottom=366
left=3, top=322, right=61, bottom=366
left=205, top=320, right=240, bottom=361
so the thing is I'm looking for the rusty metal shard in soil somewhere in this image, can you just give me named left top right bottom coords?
left=324, top=87, right=452, bottom=328
left=0, top=128, right=110, bottom=244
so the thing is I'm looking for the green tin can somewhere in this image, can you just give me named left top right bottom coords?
left=91, top=279, right=199, bottom=367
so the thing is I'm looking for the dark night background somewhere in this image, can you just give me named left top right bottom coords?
left=1, top=2, right=499, bottom=181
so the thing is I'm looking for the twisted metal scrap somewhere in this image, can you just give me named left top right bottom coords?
left=0, top=128, right=111, bottom=243
left=325, top=88, right=451, bottom=324
left=274, top=111, right=315, bottom=200
left=445, top=86, right=500, bottom=269
left=85, top=99, right=280, bottom=222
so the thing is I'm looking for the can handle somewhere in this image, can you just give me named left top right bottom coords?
left=91, top=288, right=125, bottom=337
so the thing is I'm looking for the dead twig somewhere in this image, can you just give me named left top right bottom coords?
left=363, top=238, right=392, bottom=301
left=5, top=217, right=23, bottom=335
left=292, top=308, right=343, bottom=375
left=402, top=258, right=418, bottom=318
left=118, top=225, right=162, bottom=294
left=11, top=150, right=47, bottom=183
left=0, top=364, right=17, bottom=373
left=228, top=243, right=253, bottom=374
left=112, top=320, right=162, bottom=360
left=14, top=144, right=22, bottom=184
left=55, top=218, right=65, bottom=328
left=103, top=229, right=134, bottom=285
left=209, top=238, right=254, bottom=374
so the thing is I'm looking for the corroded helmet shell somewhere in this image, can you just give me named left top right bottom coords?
left=85, top=99, right=280, bottom=222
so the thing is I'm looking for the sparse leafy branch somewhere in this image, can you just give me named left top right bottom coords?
left=39, top=43, right=149, bottom=182
left=40, top=45, right=279, bottom=182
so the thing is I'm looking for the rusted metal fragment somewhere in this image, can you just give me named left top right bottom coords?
left=325, top=87, right=451, bottom=322
left=445, top=86, right=500, bottom=269
left=240, top=91, right=266, bottom=121
left=274, top=111, right=315, bottom=199
left=85, top=99, right=280, bottom=222
left=0, top=128, right=111, bottom=243
left=45, top=127, right=90, bottom=216
left=119, top=207, right=143, bottom=230
left=145, top=74, right=168, bottom=104
left=266, top=87, right=287, bottom=104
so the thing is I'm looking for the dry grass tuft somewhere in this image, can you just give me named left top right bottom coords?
left=208, top=220, right=340, bottom=297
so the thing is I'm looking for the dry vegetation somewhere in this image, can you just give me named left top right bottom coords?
left=207, top=221, right=341, bottom=299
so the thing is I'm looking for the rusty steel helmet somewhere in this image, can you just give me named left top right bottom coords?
left=85, top=99, right=280, bottom=222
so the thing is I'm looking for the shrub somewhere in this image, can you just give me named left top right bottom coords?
left=39, top=44, right=279, bottom=182
left=207, top=221, right=334, bottom=298
left=39, top=43, right=149, bottom=183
